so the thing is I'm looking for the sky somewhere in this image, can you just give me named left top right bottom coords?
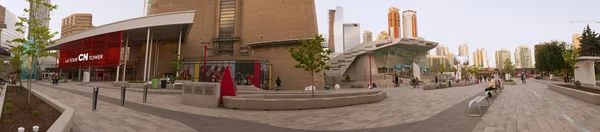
left=2, top=0, right=600, bottom=67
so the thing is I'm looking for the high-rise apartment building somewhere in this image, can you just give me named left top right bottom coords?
left=495, top=49, right=511, bottom=69
left=427, top=55, right=450, bottom=72
left=61, top=13, right=93, bottom=37
left=343, top=23, right=360, bottom=51
left=473, top=48, right=489, bottom=68
left=458, top=43, right=469, bottom=56
left=573, top=33, right=581, bottom=49
left=0, top=5, right=25, bottom=48
left=435, top=45, right=449, bottom=56
left=388, top=7, right=400, bottom=39
left=401, top=10, right=417, bottom=38
left=31, top=0, right=51, bottom=28
left=328, top=9, right=336, bottom=52
left=332, top=6, right=344, bottom=53
left=515, top=45, right=533, bottom=68
left=143, top=0, right=153, bottom=16
left=363, top=30, right=372, bottom=43
left=376, top=31, right=390, bottom=41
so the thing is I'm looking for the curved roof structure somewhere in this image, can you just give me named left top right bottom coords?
left=47, top=10, right=196, bottom=50
left=325, top=38, right=438, bottom=76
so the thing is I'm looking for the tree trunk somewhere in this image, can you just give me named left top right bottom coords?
left=311, top=72, right=314, bottom=98
left=27, top=55, right=33, bottom=108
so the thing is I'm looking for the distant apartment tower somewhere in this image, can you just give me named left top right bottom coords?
left=573, top=33, right=581, bottom=49
left=388, top=7, right=400, bottom=39
left=427, top=55, right=450, bottom=72
left=328, top=9, right=336, bottom=51
left=436, top=45, right=449, bottom=56
left=331, top=6, right=344, bottom=53
left=31, top=0, right=51, bottom=28
left=473, top=48, right=489, bottom=68
left=143, top=0, right=153, bottom=16
left=0, top=5, right=25, bottom=47
left=363, top=30, right=372, bottom=43
left=495, top=49, right=511, bottom=69
left=343, top=23, right=360, bottom=51
left=458, top=43, right=469, bottom=56
left=402, top=10, right=417, bottom=38
left=61, top=13, right=93, bottom=37
left=515, top=45, right=532, bottom=68
left=376, top=31, right=390, bottom=41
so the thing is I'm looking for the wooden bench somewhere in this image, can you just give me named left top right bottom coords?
left=468, top=96, right=490, bottom=117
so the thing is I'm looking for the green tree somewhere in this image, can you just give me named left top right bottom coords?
left=440, top=65, right=447, bottom=73
left=535, top=44, right=549, bottom=72
left=288, top=34, right=332, bottom=97
left=11, top=0, right=58, bottom=107
left=460, top=66, right=467, bottom=75
left=450, top=66, right=457, bottom=72
left=579, top=25, right=600, bottom=56
left=562, top=44, right=579, bottom=74
left=503, top=58, right=515, bottom=74
left=9, top=46, right=26, bottom=87
left=535, top=41, right=566, bottom=73
left=171, top=54, right=183, bottom=80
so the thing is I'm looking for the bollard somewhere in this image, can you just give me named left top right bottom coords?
left=18, top=127, right=24, bottom=132
left=92, top=87, right=99, bottom=111
left=121, top=85, right=126, bottom=106
left=143, top=84, right=148, bottom=103
left=33, top=125, right=39, bottom=132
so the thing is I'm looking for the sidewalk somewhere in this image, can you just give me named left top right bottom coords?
left=472, top=79, right=600, bottom=132
left=27, top=82, right=195, bottom=132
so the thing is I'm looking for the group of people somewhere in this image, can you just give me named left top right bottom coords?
left=235, top=72, right=255, bottom=85
left=391, top=74, right=420, bottom=88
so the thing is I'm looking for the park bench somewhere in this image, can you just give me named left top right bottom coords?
left=468, top=96, right=490, bottom=117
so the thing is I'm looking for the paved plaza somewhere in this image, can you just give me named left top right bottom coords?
left=22, top=79, right=600, bottom=132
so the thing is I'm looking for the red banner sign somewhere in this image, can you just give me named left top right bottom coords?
left=375, top=40, right=393, bottom=47
left=58, top=31, right=122, bottom=68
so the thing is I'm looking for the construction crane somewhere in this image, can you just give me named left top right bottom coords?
left=570, top=20, right=600, bottom=23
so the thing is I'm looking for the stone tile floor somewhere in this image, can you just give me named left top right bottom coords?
left=25, top=79, right=600, bottom=132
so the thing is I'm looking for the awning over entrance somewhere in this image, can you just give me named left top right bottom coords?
left=47, top=10, right=196, bottom=50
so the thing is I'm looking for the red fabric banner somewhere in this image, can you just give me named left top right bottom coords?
left=58, top=31, right=122, bottom=68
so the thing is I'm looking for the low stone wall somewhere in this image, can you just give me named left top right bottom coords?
left=504, top=81, right=517, bottom=85
left=181, top=82, right=221, bottom=108
left=222, top=90, right=386, bottom=110
left=548, top=84, right=600, bottom=104
left=0, top=85, right=6, bottom=120
left=25, top=86, right=75, bottom=132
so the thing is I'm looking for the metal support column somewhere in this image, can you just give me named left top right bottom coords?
left=143, top=28, right=150, bottom=81
left=176, top=25, right=182, bottom=77
left=115, top=65, right=120, bottom=82
left=148, top=35, right=153, bottom=81
left=122, top=36, right=128, bottom=81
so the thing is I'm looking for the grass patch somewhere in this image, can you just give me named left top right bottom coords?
left=3, top=103, right=13, bottom=110
left=2, top=119, right=12, bottom=124
left=31, top=110, right=41, bottom=117
left=2, top=109, right=10, bottom=115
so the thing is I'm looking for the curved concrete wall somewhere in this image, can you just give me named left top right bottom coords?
left=548, top=84, right=600, bottom=104
left=222, top=91, right=386, bottom=110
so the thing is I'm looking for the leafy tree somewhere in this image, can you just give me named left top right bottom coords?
left=288, top=34, right=332, bottom=97
left=579, top=25, right=600, bottom=56
left=535, top=44, right=549, bottom=72
left=535, top=41, right=566, bottom=73
left=440, top=65, right=447, bottom=73
left=503, top=58, right=515, bottom=74
left=562, top=44, right=579, bottom=74
left=9, top=46, right=26, bottom=87
left=450, top=66, right=457, bottom=72
left=171, top=54, right=183, bottom=80
left=460, top=66, right=467, bottom=74
left=11, top=0, right=58, bottom=107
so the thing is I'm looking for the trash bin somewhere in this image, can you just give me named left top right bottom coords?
left=161, top=79, right=167, bottom=89
left=152, top=78, right=159, bottom=88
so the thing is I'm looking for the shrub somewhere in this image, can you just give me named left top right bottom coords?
left=344, top=75, right=351, bottom=82
left=2, top=119, right=12, bottom=124
left=2, top=109, right=10, bottom=115
left=16, top=87, right=24, bottom=94
left=31, top=110, right=41, bottom=117
left=6, top=97, right=12, bottom=102
left=505, top=80, right=514, bottom=82
left=3, top=103, right=13, bottom=110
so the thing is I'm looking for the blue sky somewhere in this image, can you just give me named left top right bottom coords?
left=2, top=0, right=600, bottom=67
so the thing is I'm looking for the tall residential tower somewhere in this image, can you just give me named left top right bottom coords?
left=515, top=45, right=533, bottom=68
left=495, top=49, right=511, bottom=69
left=402, top=10, right=417, bottom=38
left=388, top=7, right=400, bottom=39
left=363, top=30, right=372, bottom=43
left=343, top=23, right=360, bottom=51
left=61, top=13, right=93, bottom=37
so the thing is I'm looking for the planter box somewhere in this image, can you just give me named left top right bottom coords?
left=548, top=84, right=600, bottom=104
left=30, top=88, right=75, bottom=132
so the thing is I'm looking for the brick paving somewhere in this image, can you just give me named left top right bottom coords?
left=472, top=79, right=600, bottom=132
left=33, top=79, right=600, bottom=132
